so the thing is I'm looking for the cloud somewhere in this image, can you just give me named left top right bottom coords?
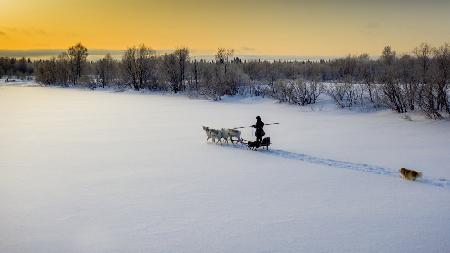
left=240, top=46, right=256, bottom=52
left=0, top=27, right=46, bottom=36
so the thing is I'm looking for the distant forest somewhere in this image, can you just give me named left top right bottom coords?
left=1, top=42, right=449, bottom=118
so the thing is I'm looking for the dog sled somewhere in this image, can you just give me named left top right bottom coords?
left=242, top=137, right=271, bottom=150
left=202, top=123, right=277, bottom=151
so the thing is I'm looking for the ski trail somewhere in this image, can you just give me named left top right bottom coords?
left=269, top=148, right=450, bottom=188
left=218, top=143, right=450, bottom=189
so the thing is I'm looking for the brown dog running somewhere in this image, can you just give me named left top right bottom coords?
left=399, top=168, right=422, bottom=181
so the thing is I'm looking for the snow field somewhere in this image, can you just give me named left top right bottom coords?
left=1, top=86, right=450, bottom=252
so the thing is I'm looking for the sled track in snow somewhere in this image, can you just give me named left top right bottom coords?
left=217, top=143, right=450, bottom=189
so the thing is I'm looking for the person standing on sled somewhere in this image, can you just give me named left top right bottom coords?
left=252, top=116, right=265, bottom=143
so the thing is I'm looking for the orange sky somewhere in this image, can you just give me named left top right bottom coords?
left=0, top=0, right=449, bottom=56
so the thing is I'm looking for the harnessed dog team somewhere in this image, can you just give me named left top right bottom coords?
left=203, top=116, right=271, bottom=150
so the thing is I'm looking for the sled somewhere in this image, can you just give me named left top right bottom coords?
left=260, top=137, right=271, bottom=150
left=244, top=137, right=271, bottom=150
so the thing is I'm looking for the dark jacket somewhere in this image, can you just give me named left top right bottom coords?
left=253, top=119, right=265, bottom=137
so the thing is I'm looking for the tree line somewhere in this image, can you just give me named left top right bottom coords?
left=3, top=42, right=449, bottom=118
left=0, top=57, right=34, bottom=79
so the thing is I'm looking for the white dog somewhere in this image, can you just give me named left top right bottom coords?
left=203, top=126, right=223, bottom=143
left=202, top=126, right=213, bottom=142
left=209, top=129, right=223, bottom=143
left=226, top=128, right=242, bottom=143
left=220, top=128, right=230, bottom=144
left=203, top=126, right=241, bottom=144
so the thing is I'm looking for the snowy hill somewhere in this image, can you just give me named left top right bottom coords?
left=1, top=85, right=449, bottom=253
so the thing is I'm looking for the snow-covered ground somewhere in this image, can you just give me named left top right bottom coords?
left=1, top=85, right=450, bottom=253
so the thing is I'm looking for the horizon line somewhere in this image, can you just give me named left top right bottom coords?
left=0, top=49, right=381, bottom=61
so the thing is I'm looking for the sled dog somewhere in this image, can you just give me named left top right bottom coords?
left=203, top=126, right=241, bottom=144
left=203, top=126, right=219, bottom=142
left=247, top=140, right=261, bottom=150
left=400, top=168, right=422, bottom=181
left=227, top=129, right=242, bottom=143
left=203, top=126, right=226, bottom=143
left=210, top=129, right=223, bottom=143
left=202, top=126, right=213, bottom=142
left=220, top=128, right=230, bottom=144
